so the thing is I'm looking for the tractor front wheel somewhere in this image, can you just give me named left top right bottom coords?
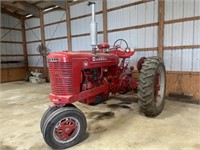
left=42, top=106, right=87, bottom=149
left=40, top=106, right=59, bottom=134
left=138, top=56, right=166, bottom=117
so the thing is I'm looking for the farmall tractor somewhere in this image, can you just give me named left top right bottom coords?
left=40, top=2, right=166, bottom=149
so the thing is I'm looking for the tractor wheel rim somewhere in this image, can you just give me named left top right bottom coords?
left=154, top=66, right=165, bottom=107
left=53, top=117, right=80, bottom=144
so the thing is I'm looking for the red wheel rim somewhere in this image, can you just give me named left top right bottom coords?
left=154, top=71, right=160, bottom=102
left=53, top=117, right=80, bottom=143
left=153, top=65, right=165, bottom=107
left=137, top=57, right=146, bottom=72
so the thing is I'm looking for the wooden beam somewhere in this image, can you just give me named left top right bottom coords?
left=1, top=54, right=24, bottom=57
left=164, top=45, right=200, bottom=50
left=135, top=47, right=158, bottom=51
left=28, top=54, right=41, bottom=56
left=27, top=40, right=42, bottom=44
left=15, top=1, right=40, bottom=17
left=32, top=1, right=42, bottom=5
left=102, top=0, right=108, bottom=43
left=1, top=26, right=21, bottom=31
left=25, top=26, right=41, bottom=31
left=66, top=1, right=72, bottom=51
left=44, top=0, right=66, bottom=9
left=72, top=31, right=103, bottom=38
left=1, top=41, right=23, bottom=44
left=158, top=0, right=164, bottom=58
left=70, top=0, right=87, bottom=6
left=40, top=10, right=48, bottom=80
left=20, top=17, right=28, bottom=71
left=107, top=0, right=154, bottom=12
left=1, top=61, right=23, bottom=64
left=108, top=22, right=158, bottom=33
left=44, top=20, right=66, bottom=27
left=71, top=11, right=103, bottom=21
left=165, top=16, right=200, bottom=24
left=1, top=8, right=21, bottom=19
left=1, top=1, right=40, bottom=17
left=46, top=36, right=68, bottom=41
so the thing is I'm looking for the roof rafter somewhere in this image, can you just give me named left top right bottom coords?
left=44, top=0, right=66, bottom=9
left=1, top=1, right=40, bottom=17
left=1, top=8, right=21, bottom=19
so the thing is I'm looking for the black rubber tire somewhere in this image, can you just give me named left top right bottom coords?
left=89, top=95, right=103, bottom=105
left=138, top=56, right=166, bottom=117
left=40, top=106, right=59, bottom=134
left=42, top=106, right=87, bottom=149
left=40, top=104, right=75, bottom=134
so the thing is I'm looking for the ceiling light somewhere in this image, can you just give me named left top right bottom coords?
left=44, top=5, right=59, bottom=12
left=26, top=14, right=33, bottom=18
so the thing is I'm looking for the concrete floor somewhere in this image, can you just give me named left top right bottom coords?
left=1, top=81, right=200, bottom=150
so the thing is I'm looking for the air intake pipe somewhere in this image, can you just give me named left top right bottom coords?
left=88, top=1, right=97, bottom=52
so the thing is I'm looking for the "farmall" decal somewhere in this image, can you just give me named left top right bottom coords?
left=92, top=56, right=107, bottom=61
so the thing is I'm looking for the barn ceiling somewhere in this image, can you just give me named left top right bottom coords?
left=1, top=0, right=86, bottom=19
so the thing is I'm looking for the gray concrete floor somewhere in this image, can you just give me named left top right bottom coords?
left=1, top=81, right=200, bottom=150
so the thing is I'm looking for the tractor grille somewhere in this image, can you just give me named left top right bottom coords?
left=49, top=62, right=73, bottom=95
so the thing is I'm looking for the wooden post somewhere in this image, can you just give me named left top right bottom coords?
left=102, top=0, right=108, bottom=43
left=66, top=1, right=72, bottom=51
left=20, top=16, right=28, bottom=72
left=158, top=0, right=165, bottom=58
left=40, top=10, right=48, bottom=80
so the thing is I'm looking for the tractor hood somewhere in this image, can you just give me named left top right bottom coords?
left=47, top=51, right=119, bottom=68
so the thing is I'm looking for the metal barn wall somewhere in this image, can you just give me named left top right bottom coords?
left=44, top=10, right=68, bottom=52
left=70, top=0, right=158, bottom=69
left=107, top=0, right=158, bottom=68
left=164, top=0, right=200, bottom=99
left=25, top=17, right=43, bottom=68
left=70, top=0, right=103, bottom=50
left=1, top=13, right=23, bottom=68
left=164, top=0, right=200, bottom=72
left=1, top=13, right=26, bottom=82
left=25, top=10, right=68, bottom=69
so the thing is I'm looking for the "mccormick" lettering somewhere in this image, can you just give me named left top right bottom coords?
left=92, top=56, right=107, bottom=61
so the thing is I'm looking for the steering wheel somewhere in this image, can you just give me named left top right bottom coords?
left=113, top=39, right=130, bottom=53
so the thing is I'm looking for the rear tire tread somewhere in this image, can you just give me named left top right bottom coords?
left=138, top=56, right=166, bottom=117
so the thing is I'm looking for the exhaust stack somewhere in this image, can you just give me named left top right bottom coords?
left=88, top=1, right=97, bottom=52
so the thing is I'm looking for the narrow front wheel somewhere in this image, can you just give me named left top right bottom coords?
left=40, top=106, right=59, bottom=134
left=42, top=107, right=87, bottom=149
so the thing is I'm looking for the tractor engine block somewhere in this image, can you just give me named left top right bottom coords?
left=81, top=68, right=102, bottom=91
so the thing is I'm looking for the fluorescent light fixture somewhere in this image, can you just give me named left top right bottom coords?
left=26, top=14, right=33, bottom=18
left=44, top=5, right=59, bottom=12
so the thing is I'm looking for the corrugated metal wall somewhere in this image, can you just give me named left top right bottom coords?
left=1, top=13, right=24, bottom=68
left=70, top=0, right=103, bottom=50
left=25, top=17, right=42, bottom=68
left=24, top=0, right=200, bottom=72
left=107, top=0, right=158, bottom=68
left=44, top=10, right=68, bottom=52
left=69, top=0, right=158, bottom=69
left=164, top=0, right=200, bottom=72
left=25, top=10, right=68, bottom=68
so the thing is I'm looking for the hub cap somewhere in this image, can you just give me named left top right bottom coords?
left=53, top=117, right=80, bottom=143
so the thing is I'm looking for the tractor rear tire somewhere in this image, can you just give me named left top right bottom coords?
left=138, top=56, right=166, bottom=117
left=42, top=106, right=87, bottom=149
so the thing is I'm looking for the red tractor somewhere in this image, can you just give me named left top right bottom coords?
left=40, top=2, right=166, bottom=149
